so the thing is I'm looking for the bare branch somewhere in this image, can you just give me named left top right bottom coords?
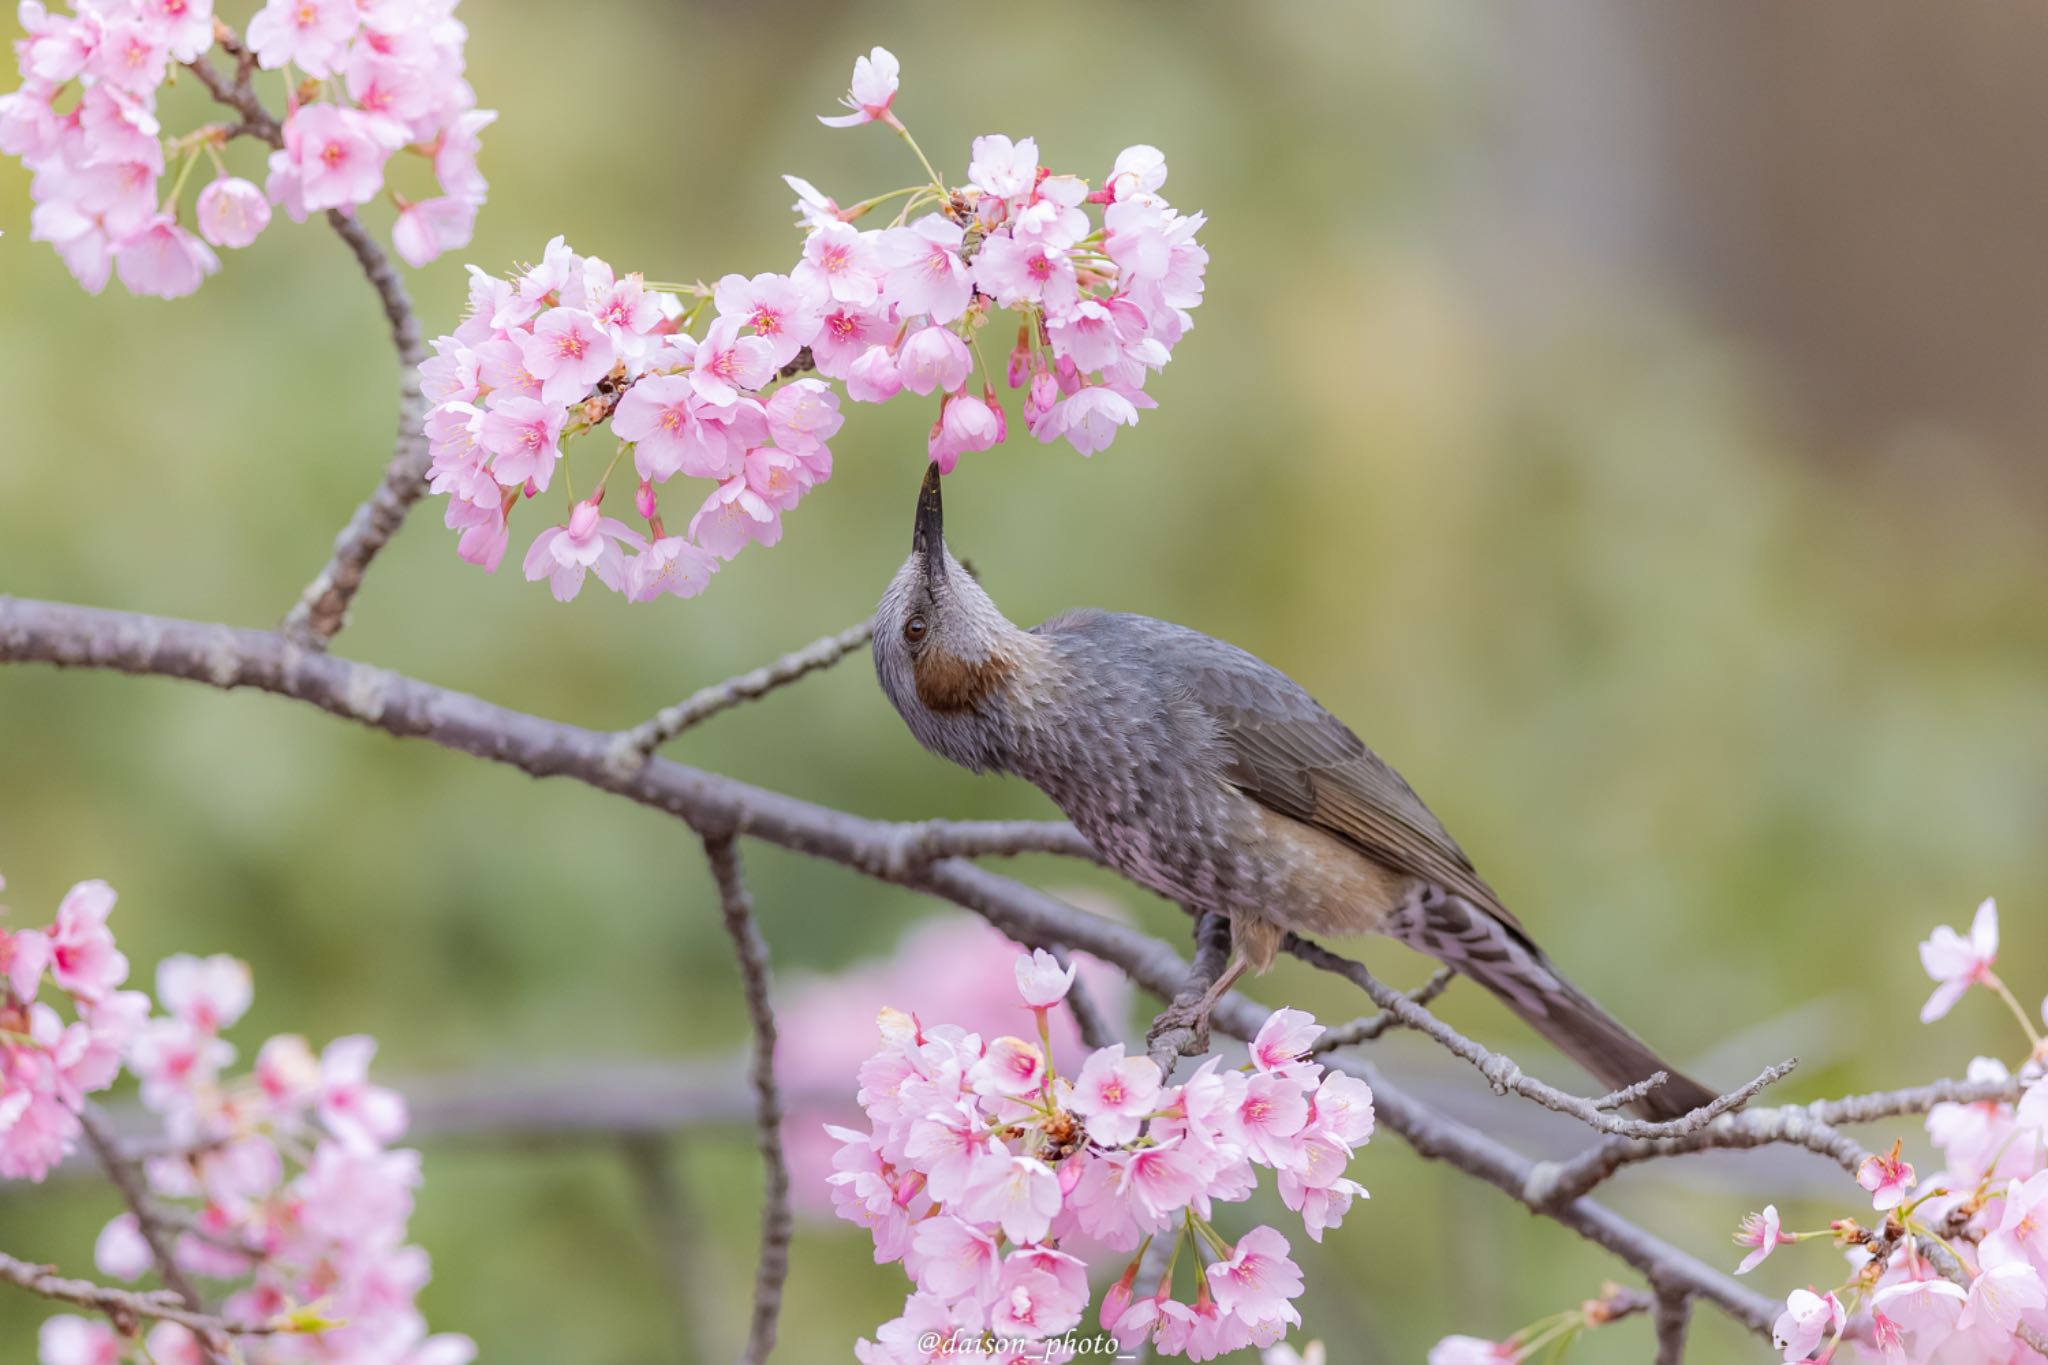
left=619, top=1136, right=728, bottom=1365
left=184, top=53, right=433, bottom=650
left=702, top=835, right=792, bottom=1365
left=1145, top=910, right=1232, bottom=1079
left=1308, top=967, right=1455, bottom=1055
left=0, top=1251, right=275, bottom=1343
left=615, top=619, right=875, bottom=762
left=1653, top=1288, right=1691, bottom=1365
left=1282, top=934, right=1796, bottom=1139
left=1522, top=1101, right=1871, bottom=1211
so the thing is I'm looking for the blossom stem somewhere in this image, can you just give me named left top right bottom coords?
left=883, top=113, right=946, bottom=192
left=841, top=184, right=924, bottom=223
left=163, top=147, right=204, bottom=216
left=1985, top=973, right=2043, bottom=1049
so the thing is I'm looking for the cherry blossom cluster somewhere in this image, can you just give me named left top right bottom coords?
left=1736, top=897, right=2048, bottom=1364
left=1424, top=896, right=2048, bottom=1365
left=0, top=871, right=472, bottom=1365
left=776, top=915, right=1132, bottom=1217
left=418, top=44, right=1206, bottom=603
left=829, top=948, right=1369, bottom=1362
left=4, top=0, right=492, bottom=298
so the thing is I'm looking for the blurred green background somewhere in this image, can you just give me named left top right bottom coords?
left=4, top=1, right=2048, bottom=1360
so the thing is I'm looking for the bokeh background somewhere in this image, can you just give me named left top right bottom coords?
left=5, top=1, right=2048, bottom=1360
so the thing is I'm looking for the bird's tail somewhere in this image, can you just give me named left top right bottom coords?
left=1384, top=888, right=1718, bottom=1123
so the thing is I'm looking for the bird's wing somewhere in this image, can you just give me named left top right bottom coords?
left=1174, top=636, right=1524, bottom=933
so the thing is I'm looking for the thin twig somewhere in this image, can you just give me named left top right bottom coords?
left=0, top=1251, right=275, bottom=1342
left=1308, top=967, right=1455, bottom=1055
left=1283, top=934, right=1796, bottom=1139
left=614, top=619, right=875, bottom=762
left=702, top=835, right=792, bottom=1365
left=80, top=1108, right=226, bottom=1365
left=620, top=1135, right=727, bottom=1365
left=186, top=52, right=433, bottom=650
left=1144, top=911, right=1232, bottom=1080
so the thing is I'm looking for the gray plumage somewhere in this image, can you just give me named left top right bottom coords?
left=874, top=466, right=1714, bottom=1121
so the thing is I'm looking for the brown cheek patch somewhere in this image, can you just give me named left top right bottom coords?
left=914, top=649, right=1013, bottom=713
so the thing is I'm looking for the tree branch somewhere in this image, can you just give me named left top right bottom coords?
left=1652, top=1287, right=1691, bottom=1365
left=1308, top=967, right=1455, bottom=1055
left=79, top=1109, right=228, bottom=1364
left=0, top=1251, right=267, bottom=1344
left=184, top=52, right=433, bottom=650
left=1145, top=910, right=1231, bottom=1079
left=1282, top=934, right=1797, bottom=1139
left=1050, top=945, right=1119, bottom=1052
left=701, top=835, right=791, bottom=1365
left=615, top=619, right=875, bottom=762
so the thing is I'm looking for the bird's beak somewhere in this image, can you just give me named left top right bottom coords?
left=912, top=462, right=947, bottom=582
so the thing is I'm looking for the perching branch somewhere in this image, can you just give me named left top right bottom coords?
left=185, top=49, right=433, bottom=650
left=1282, top=933, right=1798, bottom=1140
left=701, top=835, right=792, bottom=1365
left=616, top=619, right=876, bottom=761
left=1144, top=910, right=1232, bottom=1079
left=1308, top=967, right=1455, bottom=1055
left=1652, top=1287, right=1691, bottom=1365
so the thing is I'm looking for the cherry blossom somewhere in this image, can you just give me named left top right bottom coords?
left=1856, top=1138, right=1917, bottom=1212
left=818, top=46, right=900, bottom=128
left=1919, top=897, right=2001, bottom=1023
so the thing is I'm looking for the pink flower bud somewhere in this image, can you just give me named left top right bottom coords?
left=635, top=479, right=659, bottom=521
left=1007, top=327, right=1030, bottom=388
left=846, top=344, right=904, bottom=404
left=568, top=499, right=601, bottom=539
left=195, top=176, right=271, bottom=250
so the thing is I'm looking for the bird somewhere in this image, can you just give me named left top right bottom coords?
left=871, top=464, right=1718, bottom=1121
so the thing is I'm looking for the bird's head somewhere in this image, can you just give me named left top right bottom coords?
left=872, top=464, right=1032, bottom=772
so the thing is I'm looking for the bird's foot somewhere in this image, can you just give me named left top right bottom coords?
left=1145, top=997, right=1215, bottom=1065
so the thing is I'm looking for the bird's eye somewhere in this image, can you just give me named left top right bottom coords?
left=904, top=614, right=928, bottom=644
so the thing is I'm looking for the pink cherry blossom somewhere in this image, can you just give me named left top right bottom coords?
left=959, top=1153, right=1061, bottom=1245
left=521, top=308, right=616, bottom=405
left=1857, top=1139, right=1917, bottom=1212
left=156, top=953, right=251, bottom=1034
left=967, top=1036, right=1047, bottom=1100
left=392, top=196, right=479, bottom=268
left=1920, top=897, right=2001, bottom=1023
left=898, top=326, right=971, bottom=397
left=1773, top=1288, right=1846, bottom=1362
left=969, top=134, right=1039, bottom=202
left=46, top=881, right=126, bottom=1001
left=847, top=344, right=907, bottom=403
left=715, top=272, right=824, bottom=370
left=1735, top=1204, right=1792, bottom=1274
left=1957, top=1261, right=2047, bottom=1344
left=247, top=0, right=358, bottom=77
left=36, top=1316, right=122, bottom=1365
left=522, top=501, right=645, bottom=602
left=1014, top=949, right=1076, bottom=1009
left=113, top=216, right=220, bottom=300
left=628, top=537, right=719, bottom=603
left=93, top=1212, right=153, bottom=1281
left=479, top=396, right=566, bottom=491
left=972, top=231, right=1078, bottom=312
left=1069, top=1045, right=1161, bottom=1146
left=797, top=221, right=882, bottom=306
left=911, top=1215, right=1001, bottom=1305
left=689, top=477, right=783, bottom=558
left=194, top=176, right=270, bottom=249
left=881, top=217, right=973, bottom=323
left=929, top=388, right=1002, bottom=474
left=819, top=46, right=900, bottom=128
left=284, top=104, right=399, bottom=212
left=692, top=316, right=777, bottom=406
left=1427, top=1339, right=1516, bottom=1365
left=1205, top=1225, right=1304, bottom=1328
